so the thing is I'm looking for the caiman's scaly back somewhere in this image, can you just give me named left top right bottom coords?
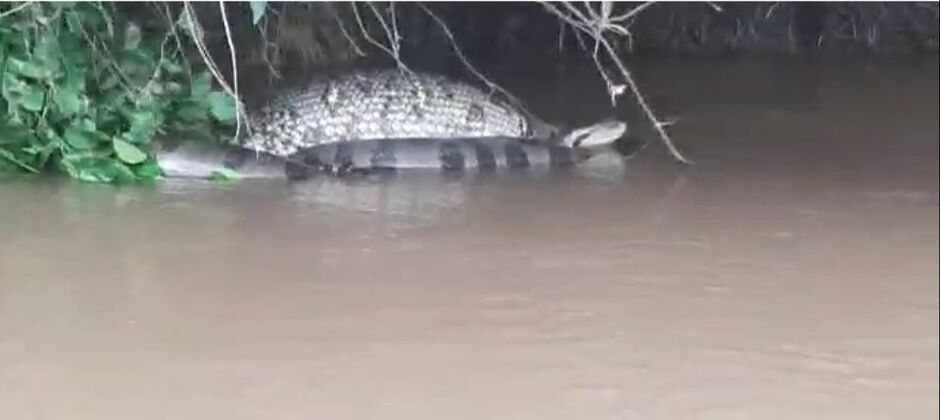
left=240, top=69, right=559, bottom=157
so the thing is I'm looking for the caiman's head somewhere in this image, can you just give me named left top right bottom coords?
left=558, top=120, right=629, bottom=148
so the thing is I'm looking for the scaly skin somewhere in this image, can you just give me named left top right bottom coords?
left=239, top=69, right=561, bottom=157
left=155, top=121, right=642, bottom=180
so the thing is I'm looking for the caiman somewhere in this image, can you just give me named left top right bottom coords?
left=156, top=120, right=646, bottom=179
left=237, top=68, right=627, bottom=157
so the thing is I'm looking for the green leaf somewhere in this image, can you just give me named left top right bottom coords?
left=34, top=128, right=65, bottom=164
left=54, top=85, right=83, bottom=116
left=0, top=119, right=34, bottom=145
left=1, top=75, right=22, bottom=103
left=123, top=23, right=142, bottom=50
left=207, top=91, right=236, bottom=123
left=59, top=155, right=135, bottom=183
left=113, top=137, right=148, bottom=164
left=0, top=148, right=39, bottom=173
left=175, top=101, right=208, bottom=122
left=78, top=118, right=96, bottom=133
left=95, top=110, right=123, bottom=133
left=7, top=57, right=44, bottom=79
left=60, top=155, right=111, bottom=182
left=134, top=160, right=163, bottom=180
left=110, top=160, right=138, bottom=183
left=100, top=73, right=121, bottom=90
left=127, top=111, right=156, bottom=143
left=0, top=2, right=251, bottom=182
left=211, top=167, right=242, bottom=182
left=69, top=3, right=107, bottom=30
left=20, top=85, right=46, bottom=112
left=249, top=1, right=268, bottom=25
left=34, top=34, right=62, bottom=75
left=161, top=61, right=183, bottom=75
left=190, top=72, right=212, bottom=98
left=63, top=124, right=95, bottom=149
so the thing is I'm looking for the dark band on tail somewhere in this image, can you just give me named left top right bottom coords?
left=473, top=141, right=497, bottom=169
left=504, top=140, right=529, bottom=168
left=334, top=142, right=355, bottom=172
left=371, top=139, right=396, bottom=168
left=439, top=141, right=465, bottom=171
left=548, top=146, right=575, bottom=166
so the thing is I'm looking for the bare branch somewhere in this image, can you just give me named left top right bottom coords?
left=598, top=37, right=690, bottom=164
left=326, top=3, right=366, bottom=57
left=159, top=2, right=191, bottom=75
left=350, top=2, right=400, bottom=63
left=366, top=2, right=401, bottom=61
left=0, top=1, right=34, bottom=19
left=217, top=1, right=244, bottom=140
left=417, top=3, right=527, bottom=113
left=182, top=2, right=229, bottom=93
left=182, top=1, right=251, bottom=137
left=257, top=17, right=283, bottom=80
left=539, top=1, right=692, bottom=164
left=610, top=2, right=656, bottom=23
left=560, top=2, right=592, bottom=27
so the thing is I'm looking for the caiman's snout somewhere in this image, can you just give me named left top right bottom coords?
left=560, top=120, right=628, bottom=148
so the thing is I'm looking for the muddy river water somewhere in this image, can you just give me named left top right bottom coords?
left=1, top=58, right=937, bottom=419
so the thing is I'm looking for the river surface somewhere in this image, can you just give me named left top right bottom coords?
left=1, top=58, right=937, bottom=419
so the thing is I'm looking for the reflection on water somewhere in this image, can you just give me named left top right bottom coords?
left=1, top=58, right=937, bottom=420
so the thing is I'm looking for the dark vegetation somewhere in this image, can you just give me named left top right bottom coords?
left=2, top=2, right=936, bottom=182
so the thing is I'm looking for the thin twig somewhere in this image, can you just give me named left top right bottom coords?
left=218, top=1, right=243, bottom=140
left=182, top=2, right=229, bottom=94
left=599, top=37, right=689, bottom=164
left=258, top=17, right=283, bottom=80
left=159, top=2, right=191, bottom=74
left=560, top=1, right=592, bottom=26
left=182, top=1, right=251, bottom=137
left=366, top=2, right=401, bottom=61
left=389, top=2, right=401, bottom=52
left=74, top=18, right=138, bottom=93
left=0, top=1, right=34, bottom=19
left=0, top=150, right=39, bottom=173
left=142, top=24, right=176, bottom=94
left=539, top=1, right=691, bottom=164
left=326, top=3, right=366, bottom=57
left=350, top=2, right=399, bottom=61
left=254, top=6, right=285, bottom=81
left=418, top=3, right=528, bottom=112
left=611, top=1, right=656, bottom=22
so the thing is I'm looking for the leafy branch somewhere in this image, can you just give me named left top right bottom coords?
left=0, top=1, right=238, bottom=182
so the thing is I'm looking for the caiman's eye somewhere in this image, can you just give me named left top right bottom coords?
left=571, top=132, right=591, bottom=147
